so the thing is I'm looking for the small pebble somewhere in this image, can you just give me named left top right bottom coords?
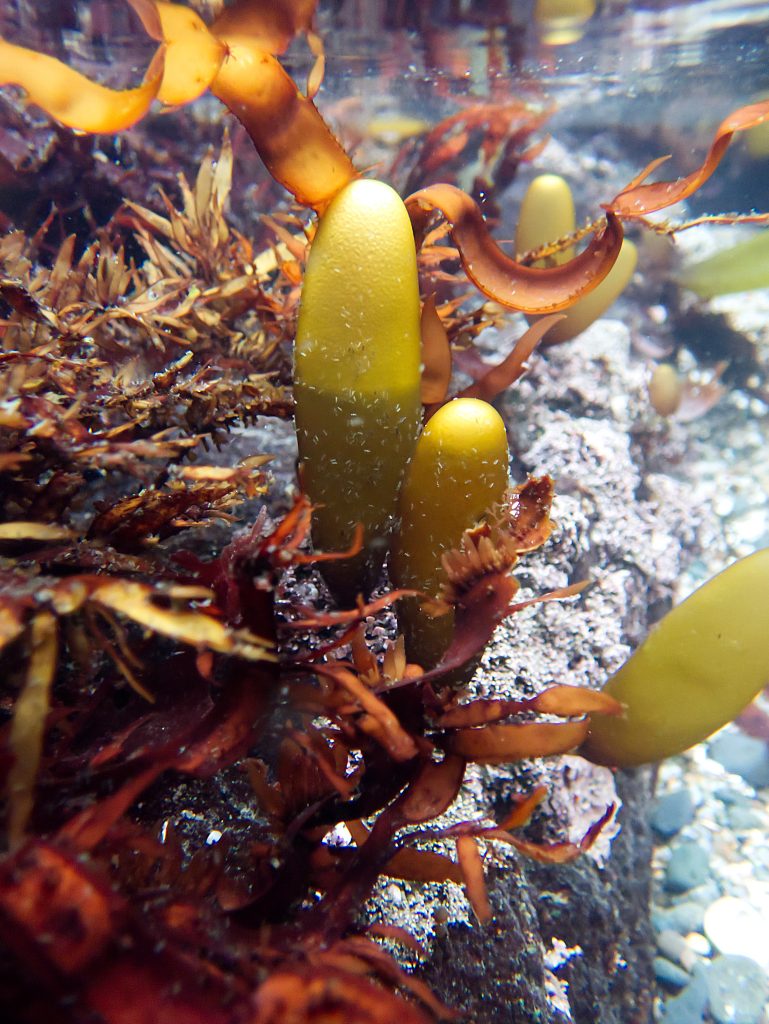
left=706, top=954, right=769, bottom=1024
left=714, top=787, right=752, bottom=807
left=708, top=732, right=769, bottom=790
left=385, top=883, right=405, bottom=906
left=661, top=964, right=710, bottom=1024
left=658, top=929, right=696, bottom=971
left=725, top=804, right=763, bottom=831
left=655, top=901, right=707, bottom=936
left=655, top=956, right=692, bottom=990
left=688, top=880, right=721, bottom=906
left=652, top=909, right=668, bottom=934
left=651, top=789, right=696, bottom=838
left=665, top=841, right=711, bottom=894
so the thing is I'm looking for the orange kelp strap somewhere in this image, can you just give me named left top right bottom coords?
left=608, top=98, right=769, bottom=217
left=148, top=1, right=225, bottom=106
left=406, top=183, right=624, bottom=314
left=210, top=43, right=357, bottom=213
left=211, top=0, right=319, bottom=55
left=0, top=38, right=164, bottom=132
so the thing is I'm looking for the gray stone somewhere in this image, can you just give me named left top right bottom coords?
left=654, top=901, right=707, bottom=936
left=650, top=789, right=695, bottom=838
left=391, top=313, right=676, bottom=1023
left=708, top=732, right=769, bottom=789
left=661, top=965, right=710, bottom=1024
left=714, top=787, right=752, bottom=807
left=658, top=928, right=693, bottom=966
left=687, top=879, right=721, bottom=906
left=665, top=842, right=711, bottom=894
left=726, top=804, right=763, bottom=831
left=655, top=956, right=692, bottom=989
left=651, top=908, right=674, bottom=936
left=706, top=955, right=769, bottom=1024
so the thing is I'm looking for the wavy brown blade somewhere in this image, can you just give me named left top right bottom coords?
left=0, top=841, right=233, bottom=1023
left=58, top=764, right=167, bottom=851
left=438, top=686, right=623, bottom=729
left=609, top=98, right=769, bottom=217
left=251, top=967, right=435, bottom=1024
left=420, top=294, right=452, bottom=404
left=382, top=847, right=463, bottom=885
left=456, top=835, right=492, bottom=924
left=326, top=937, right=455, bottom=1021
left=6, top=612, right=58, bottom=847
left=210, top=43, right=358, bottom=213
left=483, top=803, right=616, bottom=864
left=418, top=574, right=520, bottom=685
left=457, top=314, right=564, bottom=402
left=405, top=184, right=624, bottom=313
left=393, top=754, right=466, bottom=825
left=534, top=685, right=624, bottom=717
left=0, top=38, right=164, bottom=132
left=313, top=664, right=419, bottom=762
left=211, top=0, right=318, bottom=54
left=447, top=719, right=590, bottom=764
left=287, top=589, right=418, bottom=630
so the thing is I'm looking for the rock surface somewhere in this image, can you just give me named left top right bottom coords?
left=359, top=312, right=716, bottom=1024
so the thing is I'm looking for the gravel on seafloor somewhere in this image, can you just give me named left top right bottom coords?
left=639, top=258, right=769, bottom=1024
left=650, top=735, right=769, bottom=1024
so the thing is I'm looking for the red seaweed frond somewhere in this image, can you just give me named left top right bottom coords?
left=437, top=476, right=555, bottom=606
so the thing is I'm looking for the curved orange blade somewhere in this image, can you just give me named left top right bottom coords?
left=419, top=294, right=452, bottom=405
left=406, top=183, right=624, bottom=314
left=210, top=42, right=357, bottom=213
left=0, top=37, right=163, bottom=133
left=457, top=314, right=564, bottom=402
left=609, top=98, right=769, bottom=217
left=211, top=0, right=318, bottom=54
left=154, top=1, right=225, bottom=106
left=447, top=719, right=590, bottom=763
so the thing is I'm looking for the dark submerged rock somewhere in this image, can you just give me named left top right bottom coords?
left=664, top=842, right=711, bottom=894
left=706, top=955, right=769, bottom=1024
left=650, top=789, right=696, bottom=838
left=708, top=732, right=769, bottom=790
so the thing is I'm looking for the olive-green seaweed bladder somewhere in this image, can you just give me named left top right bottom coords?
left=516, top=172, right=637, bottom=343
left=293, top=178, right=423, bottom=604
left=390, top=398, right=510, bottom=669
left=581, top=547, right=769, bottom=766
left=679, top=231, right=769, bottom=299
